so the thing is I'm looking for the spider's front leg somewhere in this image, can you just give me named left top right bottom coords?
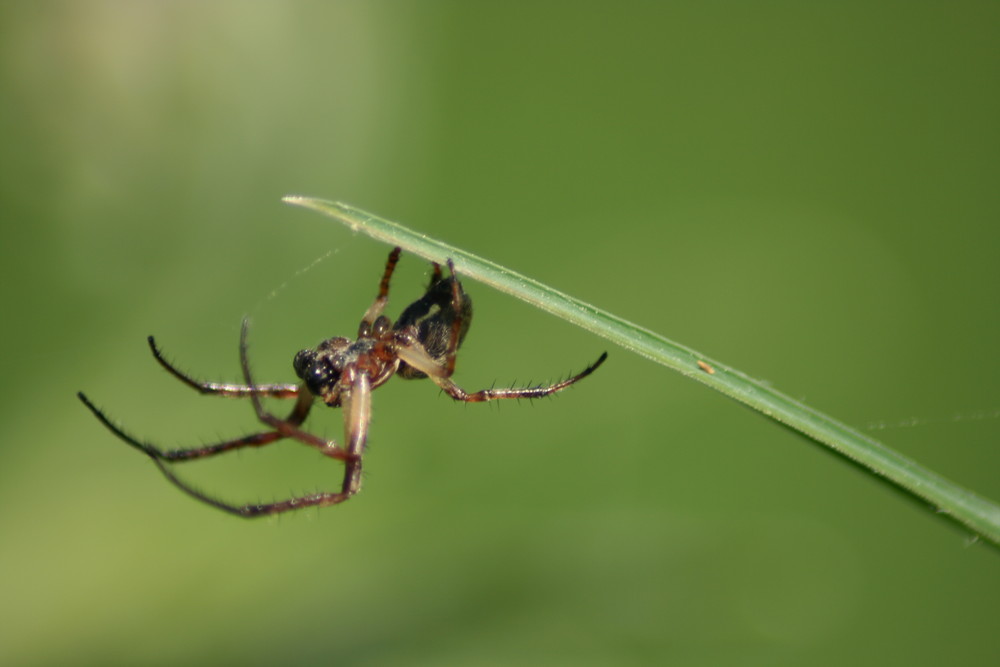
left=78, top=320, right=369, bottom=519
left=337, top=366, right=370, bottom=499
left=215, top=362, right=371, bottom=517
left=438, top=259, right=467, bottom=378
left=238, top=318, right=351, bottom=461
left=149, top=335, right=299, bottom=398
left=78, top=325, right=316, bottom=463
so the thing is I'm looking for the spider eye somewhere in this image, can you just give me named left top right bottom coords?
left=372, top=315, right=391, bottom=336
left=294, top=349, right=340, bottom=395
left=308, top=362, right=338, bottom=390
left=293, top=349, right=317, bottom=379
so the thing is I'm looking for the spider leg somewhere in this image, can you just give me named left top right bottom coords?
left=79, top=390, right=333, bottom=516
left=396, top=343, right=609, bottom=402
left=79, top=323, right=368, bottom=519
left=361, top=246, right=402, bottom=326
left=428, top=261, right=443, bottom=286
left=149, top=335, right=299, bottom=398
left=336, top=366, right=371, bottom=499
left=80, top=327, right=312, bottom=462
left=77, top=389, right=313, bottom=460
left=145, top=449, right=357, bottom=518
left=240, top=318, right=351, bottom=461
left=188, top=362, right=371, bottom=517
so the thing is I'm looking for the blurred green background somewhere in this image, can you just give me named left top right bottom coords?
left=2, top=2, right=998, bottom=665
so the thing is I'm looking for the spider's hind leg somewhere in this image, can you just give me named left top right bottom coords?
left=395, top=340, right=608, bottom=402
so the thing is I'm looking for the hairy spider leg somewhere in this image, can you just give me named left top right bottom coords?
left=78, top=332, right=318, bottom=461
left=428, top=261, right=443, bottom=286
left=237, top=368, right=369, bottom=516
left=86, top=248, right=406, bottom=517
left=393, top=256, right=606, bottom=399
left=360, top=246, right=402, bottom=329
left=238, top=318, right=348, bottom=461
left=76, top=319, right=363, bottom=517
left=77, top=390, right=312, bottom=461
left=395, top=343, right=609, bottom=403
left=199, top=327, right=372, bottom=517
left=338, top=366, right=370, bottom=499
left=148, top=335, right=300, bottom=398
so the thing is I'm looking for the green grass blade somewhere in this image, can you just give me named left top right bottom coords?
left=283, top=195, right=1000, bottom=547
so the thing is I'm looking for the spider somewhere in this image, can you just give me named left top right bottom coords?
left=78, top=247, right=607, bottom=518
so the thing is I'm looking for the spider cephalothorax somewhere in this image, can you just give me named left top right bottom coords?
left=78, top=248, right=607, bottom=518
left=292, top=255, right=472, bottom=406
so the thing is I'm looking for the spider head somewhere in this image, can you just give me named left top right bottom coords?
left=293, top=337, right=351, bottom=405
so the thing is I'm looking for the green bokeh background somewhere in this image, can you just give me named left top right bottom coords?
left=2, top=2, right=998, bottom=665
